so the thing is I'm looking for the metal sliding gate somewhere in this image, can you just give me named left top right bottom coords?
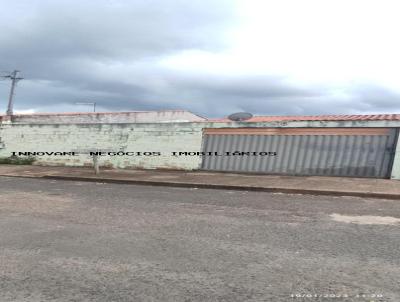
left=201, top=128, right=398, bottom=178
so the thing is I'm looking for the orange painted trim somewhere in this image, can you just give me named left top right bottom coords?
left=203, top=128, right=392, bottom=136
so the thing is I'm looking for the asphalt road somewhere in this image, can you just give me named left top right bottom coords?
left=0, top=176, right=399, bottom=302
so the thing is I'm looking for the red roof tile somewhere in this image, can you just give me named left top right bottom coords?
left=210, top=114, right=400, bottom=123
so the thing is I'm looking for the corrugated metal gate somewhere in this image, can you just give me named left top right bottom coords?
left=201, top=128, right=398, bottom=178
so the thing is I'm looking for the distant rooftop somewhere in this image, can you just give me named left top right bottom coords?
left=1, top=112, right=400, bottom=124
left=211, top=114, right=400, bottom=123
left=0, top=110, right=207, bottom=123
left=0, top=109, right=201, bottom=117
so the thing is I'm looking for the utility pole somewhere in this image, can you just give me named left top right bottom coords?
left=2, top=70, right=24, bottom=115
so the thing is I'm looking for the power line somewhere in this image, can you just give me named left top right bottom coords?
left=1, top=70, right=23, bottom=115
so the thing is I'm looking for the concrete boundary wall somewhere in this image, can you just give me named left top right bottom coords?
left=1, top=119, right=400, bottom=179
left=0, top=123, right=204, bottom=170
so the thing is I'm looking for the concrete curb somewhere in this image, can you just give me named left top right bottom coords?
left=36, top=175, right=400, bottom=200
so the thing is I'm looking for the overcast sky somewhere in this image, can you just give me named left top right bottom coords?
left=0, top=0, right=399, bottom=117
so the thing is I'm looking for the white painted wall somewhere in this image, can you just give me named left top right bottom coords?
left=390, top=134, right=400, bottom=180
left=0, top=123, right=204, bottom=170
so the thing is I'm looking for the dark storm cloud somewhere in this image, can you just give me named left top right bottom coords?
left=350, top=84, right=400, bottom=111
left=0, top=0, right=238, bottom=113
left=151, top=75, right=400, bottom=116
left=0, top=0, right=233, bottom=62
left=0, top=0, right=399, bottom=116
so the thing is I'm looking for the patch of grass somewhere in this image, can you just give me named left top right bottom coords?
left=0, top=156, right=36, bottom=165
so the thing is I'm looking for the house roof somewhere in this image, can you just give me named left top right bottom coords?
left=0, top=110, right=207, bottom=123
left=210, top=114, right=400, bottom=123
left=1, top=112, right=399, bottom=123
left=0, top=110, right=199, bottom=117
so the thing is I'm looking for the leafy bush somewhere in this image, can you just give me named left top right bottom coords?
left=0, top=156, right=36, bottom=165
